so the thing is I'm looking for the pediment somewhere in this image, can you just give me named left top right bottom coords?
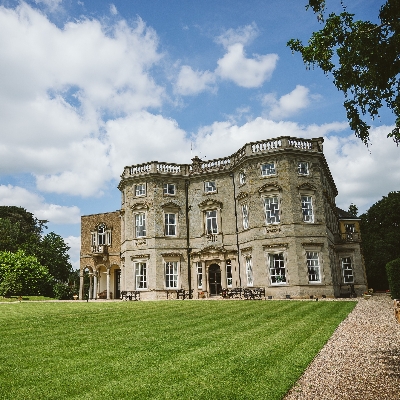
left=297, top=183, right=317, bottom=191
left=131, top=201, right=150, bottom=211
left=161, top=201, right=181, bottom=210
left=198, top=198, right=223, bottom=210
left=258, top=183, right=282, bottom=193
left=236, top=191, right=248, bottom=201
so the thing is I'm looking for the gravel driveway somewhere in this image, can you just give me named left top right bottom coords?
left=284, top=295, right=400, bottom=400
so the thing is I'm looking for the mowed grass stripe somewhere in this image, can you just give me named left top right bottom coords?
left=0, top=300, right=355, bottom=400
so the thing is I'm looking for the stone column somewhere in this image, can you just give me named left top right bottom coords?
left=93, top=272, right=98, bottom=299
left=106, top=268, right=111, bottom=300
left=79, top=271, right=84, bottom=300
left=220, top=259, right=227, bottom=289
left=88, top=273, right=93, bottom=300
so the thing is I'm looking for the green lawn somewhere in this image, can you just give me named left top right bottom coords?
left=0, top=300, right=356, bottom=400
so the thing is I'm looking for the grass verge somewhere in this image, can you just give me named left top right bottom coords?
left=0, top=300, right=356, bottom=400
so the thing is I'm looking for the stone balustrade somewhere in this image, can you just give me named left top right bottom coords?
left=122, top=136, right=323, bottom=178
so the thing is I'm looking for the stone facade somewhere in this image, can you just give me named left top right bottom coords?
left=80, top=136, right=367, bottom=299
left=79, top=211, right=121, bottom=299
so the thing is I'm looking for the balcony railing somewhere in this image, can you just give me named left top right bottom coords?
left=91, top=245, right=108, bottom=254
left=121, top=136, right=324, bottom=178
left=340, top=232, right=361, bottom=242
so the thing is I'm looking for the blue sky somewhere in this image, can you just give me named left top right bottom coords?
left=0, top=0, right=398, bottom=269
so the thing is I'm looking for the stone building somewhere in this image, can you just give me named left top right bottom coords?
left=80, top=136, right=367, bottom=300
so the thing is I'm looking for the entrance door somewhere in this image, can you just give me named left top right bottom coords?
left=115, top=269, right=121, bottom=299
left=208, top=264, right=222, bottom=295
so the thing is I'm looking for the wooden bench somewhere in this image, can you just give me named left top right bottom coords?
left=120, top=291, right=140, bottom=301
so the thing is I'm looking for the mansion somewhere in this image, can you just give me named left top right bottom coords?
left=79, top=136, right=367, bottom=300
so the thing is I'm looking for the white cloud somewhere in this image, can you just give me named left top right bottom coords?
left=110, top=4, right=118, bottom=15
left=0, top=3, right=164, bottom=196
left=64, top=235, right=81, bottom=270
left=324, top=126, right=400, bottom=213
left=34, top=0, right=63, bottom=13
left=263, top=85, right=313, bottom=119
left=216, top=23, right=259, bottom=48
left=175, top=65, right=216, bottom=95
left=216, top=43, right=278, bottom=88
left=0, top=185, right=81, bottom=224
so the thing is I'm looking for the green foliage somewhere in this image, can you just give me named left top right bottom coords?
left=360, top=191, right=400, bottom=290
left=0, top=250, right=53, bottom=296
left=348, top=203, right=358, bottom=217
left=0, top=301, right=355, bottom=400
left=0, top=206, right=72, bottom=287
left=37, top=232, right=72, bottom=282
left=288, top=0, right=400, bottom=144
left=52, top=282, right=78, bottom=300
left=386, top=258, right=400, bottom=299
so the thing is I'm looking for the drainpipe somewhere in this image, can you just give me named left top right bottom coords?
left=230, top=172, right=242, bottom=287
left=185, top=179, right=192, bottom=296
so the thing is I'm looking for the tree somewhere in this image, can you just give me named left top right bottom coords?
left=0, top=206, right=47, bottom=256
left=347, top=203, right=358, bottom=217
left=0, top=250, right=52, bottom=296
left=287, top=0, right=400, bottom=145
left=37, top=232, right=72, bottom=282
left=360, top=191, right=400, bottom=290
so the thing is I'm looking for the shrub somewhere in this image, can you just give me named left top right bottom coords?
left=385, top=258, right=400, bottom=299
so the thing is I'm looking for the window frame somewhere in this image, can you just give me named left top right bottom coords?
left=298, top=161, right=309, bottom=175
left=306, top=251, right=321, bottom=283
left=163, top=183, right=176, bottom=196
left=165, top=261, right=179, bottom=289
left=205, top=209, right=218, bottom=234
left=134, top=262, right=147, bottom=290
left=164, top=213, right=177, bottom=236
left=226, top=260, right=233, bottom=288
left=261, top=162, right=276, bottom=176
left=135, top=212, right=147, bottom=237
left=204, top=181, right=217, bottom=193
left=301, top=195, right=314, bottom=223
left=245, top=256, right=254, bottom=287
left=341, top=257, right=354, bottom=284
left=269, top=253, right=287, bottom=285
left=135, top=183, right=146, bottom=197
left=241, top=203, right=249, bottom=230
left=263, top=196, right=281, bottom=225
left=196, top=262, right=203, bottom=289
left=239, top=171, right=246, bottom=185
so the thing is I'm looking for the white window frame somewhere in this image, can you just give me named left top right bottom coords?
left=134, top=262, right=147, bottom=289
left=135, top=213, right=146, bottom=237
left=163, top=183, right=175, bottom=195
left=298, top=161, right=309, bottom=175
left=261, top=162, right=276, bottom=176
left=242, top=204, right=249, bottom=230
left=342, top=257, right=354, bottom=284
left=264, top=196, right=280, bottom=224
left=239, top=171, right=246, bottom=185
left=164, top=213, right=177, bottom=236
left=135, top=183, right=146, bottom=196
left=301, top=196, right=314, bottom=223
left=91, top=232, right=97, bottom=246
left=204, top=181, right=217, bottom=193
left=226, top=260, right=233, bottom=288
left=98, top=224, right=106, bottom=245
left=196, top=262, right=203, bottom=289
left=269, top=253, right=286, bottom=285
left=205, top=210, right=218, bottom=234
left=245, top=256, right=253, bottom=287
left=307, top=251, right=321, bottom=283
left=165, top=261, right=179, bottom=288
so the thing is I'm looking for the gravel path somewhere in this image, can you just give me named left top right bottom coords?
left=284, top=295, right=400, bottom=400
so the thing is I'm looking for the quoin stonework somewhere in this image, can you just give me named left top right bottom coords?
left=79, top=136, right=367, bottom=300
